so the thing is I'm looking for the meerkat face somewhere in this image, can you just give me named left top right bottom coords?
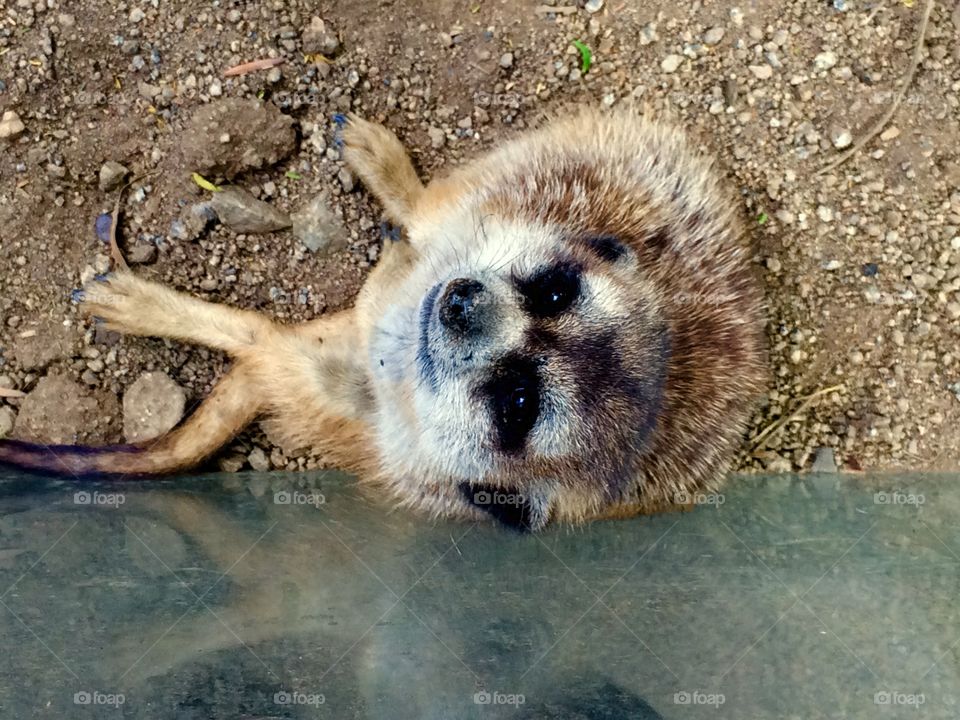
left=370, top=207, right=670, bottom=529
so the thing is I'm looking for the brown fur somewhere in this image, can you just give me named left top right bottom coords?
left=0, top=109, right=767, bottom=529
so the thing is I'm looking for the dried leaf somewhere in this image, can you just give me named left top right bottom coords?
left=192, top=173, right=221, bottom=193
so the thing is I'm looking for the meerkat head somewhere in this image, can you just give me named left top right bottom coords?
left=367, top=111, right=766, bottom=530
left=371, top=216, right=667, bottom=530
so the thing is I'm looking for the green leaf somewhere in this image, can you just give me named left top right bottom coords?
left=285, top=170, right=303, bottom=180
left=571, top=40, right=592, bottom=74
left=757, top=212, right=769, bottom=225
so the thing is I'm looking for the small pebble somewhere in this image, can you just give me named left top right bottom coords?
left=814, top=51, right=838, bottom=71
left=0, top=110, right=26, bottom=140
left=98, top=161, right=129, bottom=192
left=248, top=447, right=270, bottom=472
left=880, top=126, right=900, bottom=142
left=428, top=126, right=446, bottom=149
left=661, top=55, right=683, bottom=73
left=703, top=27, right=725, bottom=45
left=831, top=129, right=853, bottom=149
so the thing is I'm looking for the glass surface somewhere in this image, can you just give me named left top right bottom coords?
left=0, top=470, right=956, bottom=718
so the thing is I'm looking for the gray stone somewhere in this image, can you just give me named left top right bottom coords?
left=428, top=126, right=446, bottom=149
left=181, top=99, right=297, bottom=180
left=99, top=161, right=129, bottom=192
left=831, top=128, right=853, bottom=149
left=219, top=455, right=246, bottom=473
left=210, top=186, right=292, bottom=234
left=123, top=372, right=187, bottom=443
left=703, top=27, right=726, bottom=45
left=338, top=167, right=356, bottom=193
left=127, top=241, right=158, bottom=265
left=171, top=202, right=217, bottom=241
left=814, top=51, right=837, bottom=71
left=14, top=374, right=120, bottom=444
left=661, top=55, right=683, bottom=73
left=248, top=447, right=270, bottom=472
left=302, top=16, right=341, bottom=56
left=292, top=194, right=348, bottom=254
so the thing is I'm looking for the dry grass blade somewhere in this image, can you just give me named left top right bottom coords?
left=817, top=0, right=934, bottom=175
left=534, top=4, right=578, bottom=15
left=223, top=57, right=285, bottom=77
left=0, top=388, right=26, bottom=399
left=752, top=385, right=845, bottom=451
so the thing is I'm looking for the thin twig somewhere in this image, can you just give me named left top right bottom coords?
left=108, top=172, right=159, bottom=272
left=534, top=4, right=578, bottom=15
left=817, top=0, right=934, bottom=175
left=0, top=387, right=26, bottom=399
left=752, top=384, right=845, bottom=451
left=224, top=57, right=285, bottom=78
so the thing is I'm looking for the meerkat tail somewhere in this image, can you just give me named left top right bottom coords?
left=0, top=367, right=261, bottom=478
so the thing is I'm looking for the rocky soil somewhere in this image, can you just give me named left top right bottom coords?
left=1, top=0, right=959, bottom=474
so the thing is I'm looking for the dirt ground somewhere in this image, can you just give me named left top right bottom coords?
left=0, top=0, right=958, bottom=474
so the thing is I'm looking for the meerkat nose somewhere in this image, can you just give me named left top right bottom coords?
left=439, top=278, right=487, bottom=335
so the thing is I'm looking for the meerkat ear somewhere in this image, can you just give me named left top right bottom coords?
left=458, top=482, right=552, bottom=532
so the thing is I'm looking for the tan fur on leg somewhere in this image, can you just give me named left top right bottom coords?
left=82, top=271, right=274, bottom=355
left=342, top=114, right=425, bottom=226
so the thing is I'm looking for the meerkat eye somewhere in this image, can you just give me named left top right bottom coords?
left=482, top=356, right=541, bottom=453
left=586, top=235, right=627, bottom=262
left=516, top=262, right=581, bottom=318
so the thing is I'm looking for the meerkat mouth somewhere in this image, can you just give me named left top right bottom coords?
left=416, top=281, right=443, bottom=389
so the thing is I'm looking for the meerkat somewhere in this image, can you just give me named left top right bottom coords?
left=0, top=108, right=766, bottom=530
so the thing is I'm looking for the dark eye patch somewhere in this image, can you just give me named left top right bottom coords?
left=585, top=235, right=627, bottom=262
left=515, top=262, right=581, bottom=318
left=479, top=354, right=541, bottom=454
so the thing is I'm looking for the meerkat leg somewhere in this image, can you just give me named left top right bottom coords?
left=81, top=271, right=275, bottom=355
left=341, top=114, right=425, bottom=226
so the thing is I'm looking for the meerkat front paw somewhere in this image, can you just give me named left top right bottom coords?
left=78, top=271, right=167, bottom=335
left=338, top=113, right=424, bottom=226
